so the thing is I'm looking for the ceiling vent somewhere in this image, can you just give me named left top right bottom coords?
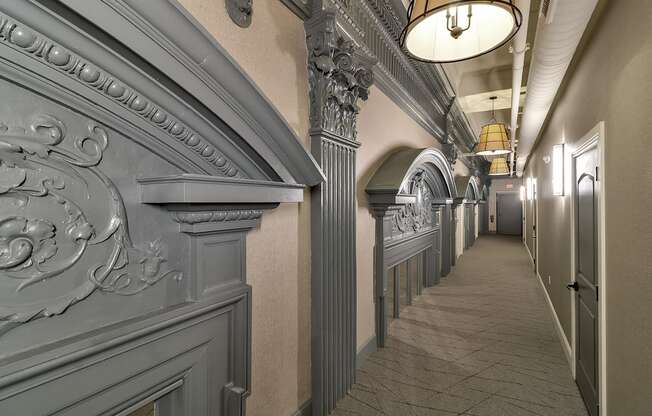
left=540, top=0, right=556, bottom=24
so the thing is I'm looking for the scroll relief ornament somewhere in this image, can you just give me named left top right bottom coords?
left=393, top=171, right=433, bottom=235
left=307, top=15, right=374, bottom=141
left=0, top=114, right=181, bottom=335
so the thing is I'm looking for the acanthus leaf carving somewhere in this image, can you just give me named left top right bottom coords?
left=0, top=114, right=182, bottom=335
left=172, top=209, right=263, bottom=225
left=306, top=11, right=374, bottom=141
left=442, top=141, right=458, bottom=167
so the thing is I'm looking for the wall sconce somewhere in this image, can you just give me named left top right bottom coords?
left=520, top=185, right=526, bottom=201
left=526, top=177, right=533, bottom=200
left=552, top=144, right=564, bottom=196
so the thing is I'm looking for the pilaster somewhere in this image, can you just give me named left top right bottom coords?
left=306, top=9, right=374, bottom=416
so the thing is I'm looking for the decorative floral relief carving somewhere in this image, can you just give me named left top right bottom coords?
left=0, top=114, right=181, bottom=335
left=0, top=14, right=241, bottom=178
left=173, top=210, right=263, bottom=225
left=442, top=141, right=458, bottom=167
left=393, top=171, right=433, bottom=235
left=306, top=12, right=374, bottom=141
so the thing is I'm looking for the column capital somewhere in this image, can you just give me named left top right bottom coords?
left=305, top=10, right=375, bottom=142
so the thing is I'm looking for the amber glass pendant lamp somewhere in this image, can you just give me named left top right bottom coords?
left=489, top=157, right=510, bottom=175
left=400, top=0, right=523, bottom=63
left=474, top=96, right=512, bottom=156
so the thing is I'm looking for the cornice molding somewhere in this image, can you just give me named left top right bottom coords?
left=0, top=13, right=242, bottom=178
left=49, top=0, right=325, bottom=186
left=281, top=0, right=312, bottom=20
left=296, top=0, right=477, bottom=164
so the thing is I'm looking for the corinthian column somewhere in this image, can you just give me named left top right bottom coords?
left=305, top=10, right=374, bottom=416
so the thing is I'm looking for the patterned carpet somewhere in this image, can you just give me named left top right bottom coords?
left=333, top=235, right=588, bottom=416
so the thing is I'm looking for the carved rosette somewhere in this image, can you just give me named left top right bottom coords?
left=0, top=114, right=181, bottom=335
left=306, top=12, right=374, bottom=141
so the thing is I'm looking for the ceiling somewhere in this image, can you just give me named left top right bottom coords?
left=440, top=0, right=541, bottom=142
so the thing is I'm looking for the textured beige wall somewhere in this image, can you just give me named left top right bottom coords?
left=177, top=1, right=311, bottom=415
left=488, top=178, right=522, bottom=233
left=176, top=1, right=474, bottom=412
left=523, top=1, right=652, bottom=413
left=356, top=90, right=470, bottom=350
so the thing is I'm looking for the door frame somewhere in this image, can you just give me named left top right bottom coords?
left=570, top=121, right=607, bottom=415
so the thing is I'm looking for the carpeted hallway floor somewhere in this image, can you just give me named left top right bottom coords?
left=333, top=235, right=588, bottom=416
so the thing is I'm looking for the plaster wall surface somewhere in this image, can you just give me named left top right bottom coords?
left=177, top=1, right=311, bottom=414
left=523, top=1, right=652, bottom=413
left=175, top=2, right=472, bottom=414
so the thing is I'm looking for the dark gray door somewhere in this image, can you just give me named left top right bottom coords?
left=479, top=203, right=489, bottom=234
left=573, top=147, right=600, bottom=416
left=441, top=205, right=452, bottom=276
left=464, top=204, right=472, bottom=249
left=451, top=208, right=457, bottom=266
left=532, top=182, right=538, bottom=269
left=496, top=192, right=522, bottom=235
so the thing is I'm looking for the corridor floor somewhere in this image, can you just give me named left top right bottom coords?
left=334, top=235, right=588, bottom=416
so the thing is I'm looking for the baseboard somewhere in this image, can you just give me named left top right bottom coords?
left=292, top=399, right=311, bottom=416
left=536, top=272, right=573, bottom=370
left=525, top=243, right=535, bottom=267
left=291, top=336, right=376, bottom=416
left=356, top=334, right=377, bottom=369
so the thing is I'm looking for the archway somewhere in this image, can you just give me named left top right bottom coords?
left=366, top=148, right=457, bottom=347
left=454, top=176, right=481, bottom=251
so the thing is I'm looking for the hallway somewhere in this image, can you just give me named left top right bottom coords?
left=335, top=236, right=587, bottom=416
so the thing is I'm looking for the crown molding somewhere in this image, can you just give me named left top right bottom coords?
left=286, top=0, right=478, bottom=163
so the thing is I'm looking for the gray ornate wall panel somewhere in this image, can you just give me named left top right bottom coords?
left=306, top=10, right=374, bottom=416
left=366, top=148, right=456, bottom=347
left=0, top=1, right=321, bottom=414
left=440, top=204, right=453, bottom=277
left=454, top=176, right=481, bottom=250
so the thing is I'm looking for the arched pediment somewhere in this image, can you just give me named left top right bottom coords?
left=454, top=176, right=481, bottom=202
left=0, top=1, right=323, bottom=187
left=0, top=2, right=322, bottom=403
left=366, top=148, right=457, bottom=205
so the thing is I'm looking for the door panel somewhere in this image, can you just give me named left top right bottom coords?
left=574, top=147, right=599, bottom=416
left=496, top=192, right=523, bottom=235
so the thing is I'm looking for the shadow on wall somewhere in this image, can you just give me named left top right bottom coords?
left=274, top=23, right=311, bottom=146
left=357, top=145, right=412, bottom=208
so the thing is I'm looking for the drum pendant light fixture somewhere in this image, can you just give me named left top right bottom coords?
left=474, top=96, right=512, bottom=156
left=489, top=157, right=510, bottom=175
left=400, top=0, right=522, bottom=63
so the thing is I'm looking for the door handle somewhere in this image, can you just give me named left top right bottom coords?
left=566, top=281, right=579, bottom=291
